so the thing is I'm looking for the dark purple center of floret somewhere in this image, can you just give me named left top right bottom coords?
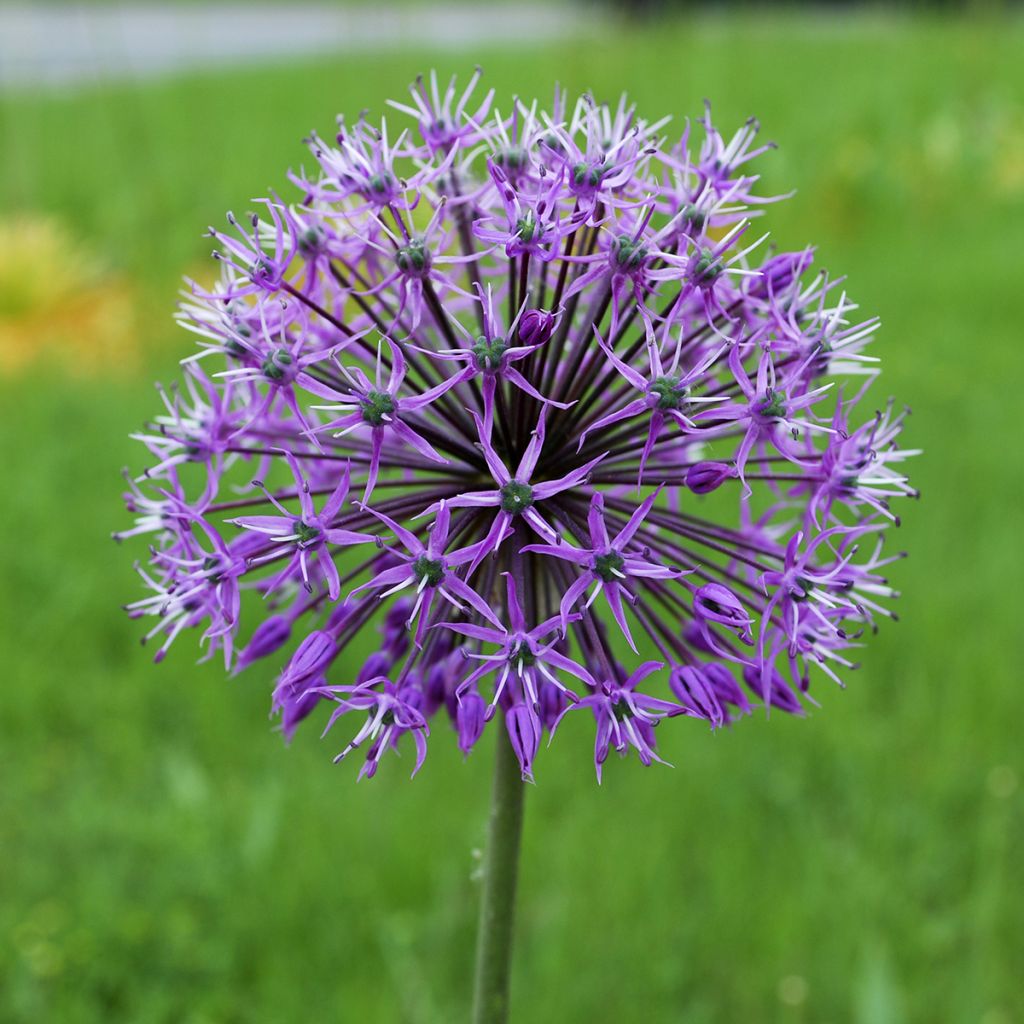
left=396, top=239, right=431, bottom=276
left=298, top=227, right=324, bottom=256
left=472, top=336, right=508, bottom=371
left=593, top=551, right=625, bottom=582
left=294, top=521, right=321, bottom=545
left=649, top=375, right=687, bottom=411
left=571, top=162, right=605, bottom=190
left=412, top=555, right=445, bottom=588
left=499, top=481, right=534, bottom=514
left=611, top=698, right=631, bottom=722
left=509, top=642, right=536, bottom=668
left=360, top=390, right=396, bottom=426
left=612, top=234, right=648, bottom=271
left=495, top=147, right=528, bottom=172
left=261, top=350, right=293, bottom=381
left=690, top=248, right=723, bottom=287
left=679, top=203, right=707, bottom=231
left=250, top=255, right=278, bottom=285
left=515, top=215, right=539, bottom=243
left=368, top=172, right=394, bottom=196
left=756, top=388, right=787, bottom=420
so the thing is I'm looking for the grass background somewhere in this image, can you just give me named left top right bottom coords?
left=2, top=10, right=1023, bottom=1023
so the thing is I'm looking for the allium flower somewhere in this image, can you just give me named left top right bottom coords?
left=119, top=74, right=917, bottom=783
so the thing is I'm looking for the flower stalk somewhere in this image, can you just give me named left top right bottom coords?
left=472, top=724, right=527, bottom=1024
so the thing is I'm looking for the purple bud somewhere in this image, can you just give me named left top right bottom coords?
left=276, top=673, right=324, bottom=742
left=669, top=664, right=725, bottom=728
left=537, top=681, right=564, bottom=732
left=398, top=683, right=425, bottom=713
left=742, top=663, right=804, bottom=715
left=325, top=599, right=356, bottom=635
left=284, top=630, right=336, bottom=685
left=236, top=615, right=292, bottom=672
left=685, top=461, right=737, bottom=494
left=702, top=662, right=753, bottom=715
left=746, top=249, right=814, bottom=300
left=357, top=651, right=392, bottom=686
left=423, top=660, right=449, bottom=716
left=382, top=598, right=412, bottom=659
left=517, top=308, right=556, bottom=346
left=227, top=531, right=268, bottom=562
left=682, top=620, right=715, bottom=656
left=693, top=583, right=753, bottom=642
left=506, top=703, right=541, bottom=781
left=456, top=690, right=486, bottom=755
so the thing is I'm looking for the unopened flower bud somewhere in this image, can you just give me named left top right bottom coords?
left=517, top=308, right=556, bottom=347
left=456, top=690, right=486, bottom=755
left=685, top=461, right=737, bottom=494
left=693, top=583, right=753, bottom=643
left=357, top=651, right=392, bottom=686
left=742, top=664, right=804, bottom=715
left=669, top=664, right=725, bottom=728
left=236, top=615, right=292, bottom=672
left=702, top=662, right=752, bottom=714
left=283, top=630, right=336, bottom=685
left=506, top=703, right=541, bottom=782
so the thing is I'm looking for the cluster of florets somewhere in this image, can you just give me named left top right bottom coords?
left=119, top=71, right=917, bottom=781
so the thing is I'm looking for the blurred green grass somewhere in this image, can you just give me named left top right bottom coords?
left=2, top=12, right=1023, bottom=1023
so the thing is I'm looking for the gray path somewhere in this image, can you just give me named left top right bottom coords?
left=0, top=3, right=583, bottom=90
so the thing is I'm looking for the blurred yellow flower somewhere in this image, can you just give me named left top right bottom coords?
left=991, top=118, right=1024, bottom=197
left=0, top=216, right=136, bottom=375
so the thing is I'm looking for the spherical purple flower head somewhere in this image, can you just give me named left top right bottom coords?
left=119, top=73, right=918, bottom=782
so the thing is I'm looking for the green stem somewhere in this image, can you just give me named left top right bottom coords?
left=471, top=728, right=527, bottom=1024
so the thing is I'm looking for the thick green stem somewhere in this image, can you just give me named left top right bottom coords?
left=471, top=729, right=526, bottom=1024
